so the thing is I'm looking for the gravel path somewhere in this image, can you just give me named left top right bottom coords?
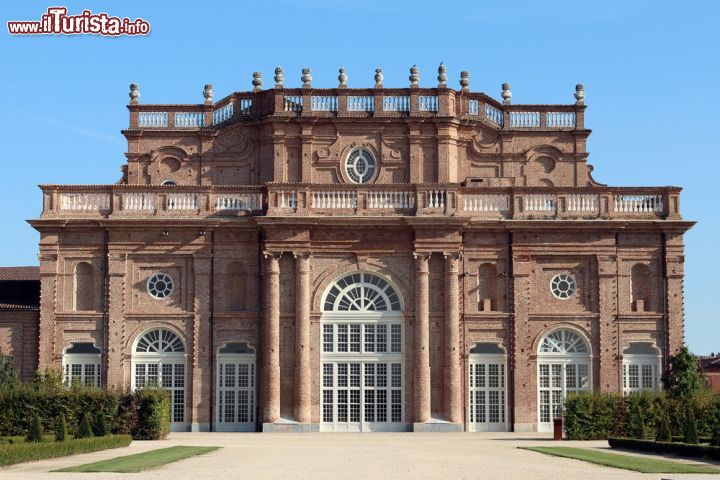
left=2, top=432, right=718, bottom=480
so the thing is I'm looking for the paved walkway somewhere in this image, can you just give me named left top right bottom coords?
left=2, top=432, right=718, bottom=480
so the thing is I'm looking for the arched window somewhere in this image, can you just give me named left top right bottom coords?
left=217, top=342, right=256, bottom=431
left=631, top=264, right=651, bottom=312
left=468, top=343, right=507, bottom=431
left=537, top=329, right=591, bottom=432
left=63, top=342, right=101, bottom=387
left=323, top=272, right=401, bottom=312
left=622, top=342, right=660, bottom=394
left=132, top=329, right=186, bottom=429
left=74, top=262, right=95, bottom=311
left=478, top=263, right=497, bottom=312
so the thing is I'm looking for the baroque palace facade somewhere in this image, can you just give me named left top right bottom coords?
left=1, top=65, right=693, bottom=432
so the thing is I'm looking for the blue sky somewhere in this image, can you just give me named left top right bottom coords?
left=1, top=1, right=718, bottom=353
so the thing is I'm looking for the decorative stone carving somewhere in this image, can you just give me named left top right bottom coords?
left=129, top=83, right=140, bottom=104
left=502, top=83, right=512, bottom=104
left=437, top=63, right=447, bottom=87
left=575, top=84, right=585, bottom=105
left=374, top=68, right=383, bottom=88
left=203, top=84, right=214, bottom=103
left=252, top=72, right=263, bottom=92
left=338, top=67, right=348, bottom=87
left=459, top=71, right=470, bottom=92
left=409, top=65, right=420, bottom=87
left=274, top=66, right=284, bottom=87
left=301, top=68, right=312, bottom=88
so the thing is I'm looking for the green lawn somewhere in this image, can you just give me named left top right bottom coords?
left=55, top=445, right=220, bottom=473
left=520, top=446, right=720, bottom=474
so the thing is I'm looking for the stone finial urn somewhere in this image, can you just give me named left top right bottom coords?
left=338, top=67, right=348, bottom=87
left=252, top=72, right=263, bottom=92
left=374, top=68, right=384, bottom=88
left=409, top=65, right=420, bottom=87
left=301, top=68, right=312, bottom=88
left=274, top=67, right=284, bottom=87
left=437, top=63, right=447, bottom=87
left=574, top=84, right=585, bottom=105
left=203, top=84, right=214, bottom=103
left=129, top=83, right=140, bottom=104
left=501, top=83, right=512, bottom=104
left=459, top=71, right=470, bottom=92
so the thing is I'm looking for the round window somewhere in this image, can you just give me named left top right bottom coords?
left=550, top=274, right=576, bottom=300
left=161, top=180, right=178, bottom=186
left=345, top=148, right=377, bottom=184
left=147, top=272, right=174, bottom=299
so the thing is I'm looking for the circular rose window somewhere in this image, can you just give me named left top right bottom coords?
left=147, top=272, right=174, bottom=299
left=345, top=148, right=377, bottom=184
left=550, top=274, right=576, bottom=299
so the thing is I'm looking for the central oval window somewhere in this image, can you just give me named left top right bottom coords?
left=345, top=148, right=377, bottom=184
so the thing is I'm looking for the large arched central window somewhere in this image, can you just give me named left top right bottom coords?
left=537, top=328, right=591, bottom=432
left=323, top=272, right=401, bottom=312
left=132, top=329, right=187, bottom=430
left=320, top=272, right=404, bottom=432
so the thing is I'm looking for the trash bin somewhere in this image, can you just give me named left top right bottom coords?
left=553, top=417, right=563, bottom=440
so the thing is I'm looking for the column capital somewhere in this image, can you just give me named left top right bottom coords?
left=263, top=251, right=283, bottom=260
left=293, top=251, right=311, bottom=260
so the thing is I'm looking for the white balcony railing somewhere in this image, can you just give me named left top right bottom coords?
left=213, top=104, right=234, bottom=124
left=311, top=191, right=357, bottom=209
left=524, top=194, right=556, bottom=212
left=382, top=96, right=410, bottom=112
left=347, top=96, right=374, bottom=112
left=418, top=96, right=438, bottom=112
left=614, top=195, right=664, bottom=213
left=167, top=193, right=198, bottom=210
left=367, top=191, right=415, bottom=209
left=215, top=193, right=262, bottom=211
left=122, top=192, right=157, bottom=210
left=311, top=96, right=338, bottom=112
left=59, top=193, right=110, bottom=211
left=463, top=194, right=509, bottom=213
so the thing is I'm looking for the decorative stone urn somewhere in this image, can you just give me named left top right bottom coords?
left=274, top=67, right=284, bottom=87
left=301, top=68, right=312, bottom=88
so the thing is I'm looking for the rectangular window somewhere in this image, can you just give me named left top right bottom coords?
left=323, top=324, right=334, bottom=352
left=337, top=325, right=348, bottom=352
left=391, top=324, right=402, bottom=353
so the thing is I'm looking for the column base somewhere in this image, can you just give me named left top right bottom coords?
left=262, top=420, right=319, bottom=433
left=413, top=419, right=463, bottom=432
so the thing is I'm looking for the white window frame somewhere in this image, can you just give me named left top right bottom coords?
left=468, top=353, right=508, bottom=432
left=216, top=350, right=256, bottom=432
left=63, top=352, right=101, bottom=387
left=131, top=329, right=187, bottom=432
left=622, top=354, right=661, bottom=394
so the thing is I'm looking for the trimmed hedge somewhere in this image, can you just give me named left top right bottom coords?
left=0, top=434, right=132, bottom=467
left=0, top=385, right=170, bottom=440
left=609, top=437, right=720, bottom=461
left=564, top=391, right=720, bottom=440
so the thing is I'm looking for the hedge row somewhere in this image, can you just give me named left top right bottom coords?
left=0, top=386, right=170, bottom=440
left=0, top=434, right=132, bottom=467
left=564, top=391, right=720, bottom=440
left=608, top=437, right=720, bottom=461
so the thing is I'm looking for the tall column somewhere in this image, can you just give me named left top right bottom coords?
left=261, top=253, right=281, bottom=424
left=294, top=253, right=311, bottom=423
left=444, top=253, right=462, bottom=424
left=414, top=253, right=431, bottom=424
left=191, top=253, right=212, bottom=431
left=105, top=251, right=126, bottom=389
left=37, top=250, right=58, bottom=369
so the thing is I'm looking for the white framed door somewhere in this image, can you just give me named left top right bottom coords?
left=468, top=354, right=507, bottom=432
left=537, top=361, right=590, bottom=432
left=216, top=353, right=256, bottom=432
left=133, top=359, right=186, bottom=431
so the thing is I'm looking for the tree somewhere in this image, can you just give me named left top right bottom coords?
left=76, top=413, right=94, bottom=439
left=0, top=351, right=18, bottom=390
left=25, top=413, right=43, bottom=443
left=55, top=414, right=68, bottom=442
left=662, top=347, right=702, bottom=400
left=93, top=411, right=109, bottom=437
left=655, top=413, right=672, bottom=442
left=684, top=403, right=699, bottom=444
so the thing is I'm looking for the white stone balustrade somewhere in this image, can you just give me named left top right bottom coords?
left=311, top=96, right=338, bottom=112
left=284, top=96, right=303, bottom=112
left=566, top=194, right=598, bottom=212
left=418, top=96, right=438, bottom=112
left=174, top=112, right=204, bottom=128
left=524, top=194, right=556, bottom=212
left=367, top=191, right=415, bottom=209
left=426, top=190, right=446, bottom=209
left=279, top=190, right=298, bottom=208
left=213, top=104, right=234, bottom=124
left=485, top=104, right=503, bottom=126
left=166, top=193, right=198, bottom=210
left=122, top=192, right=157, bottom=211
left=546, top=112, right=576, bottom=128
left=311, top=191, right=357, bottom=209
left=215, top=193, right=262, bottom=211
left=238, top=99, right=252, bottom=115
left=347, top=96, right=374, bottom=112
left=59, top=193, right=110, bottom=211
left=510, top=111, right=541, bottom=128
left=468, top=100, right=480, bottom=115
left=382, top=96, right=410, bottom=112
left=138, top=112, right=168, bottom=127
left=463, top=194, right=509, bottom=213
left=614, top=195, right=664, bottom=213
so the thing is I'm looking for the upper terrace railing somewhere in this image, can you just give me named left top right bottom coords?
left=127, top=88, right=584, bottom=131
left=40, top=185, right=681, bottom=221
